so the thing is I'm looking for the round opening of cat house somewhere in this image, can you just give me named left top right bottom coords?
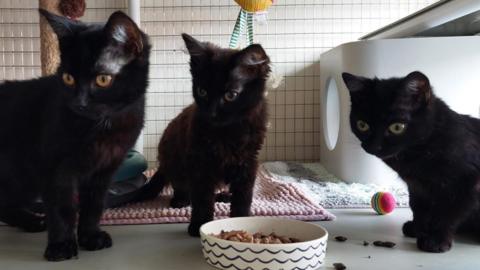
left=323, top=76, right=340, bottom=151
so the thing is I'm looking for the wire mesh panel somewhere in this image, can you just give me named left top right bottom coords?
left=0, top=0, right=437, bottom=168
left=0, top=0, right=127, bottom=80
left=140, top=0, right=437, bottom=167
left=0, top=0, right=41, bottom=80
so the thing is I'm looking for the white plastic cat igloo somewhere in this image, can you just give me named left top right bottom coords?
left=320, top=0, right=480, bottom=185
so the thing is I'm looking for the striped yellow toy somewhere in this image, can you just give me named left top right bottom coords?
left=234, top=0, right=273, bottom=13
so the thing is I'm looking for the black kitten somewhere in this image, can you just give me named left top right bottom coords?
left=0, top=10, right=150, bottom=261
left=342, top=71, right=480, bottom=253
left=136, top=34, right=270, bottom=236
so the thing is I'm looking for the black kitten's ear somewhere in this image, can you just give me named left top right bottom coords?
left=104, top=11, right=143, bottom=55
left=342, top=72, right=368, bottom=93
left=39, top=9, right=85, bottom=39
left=405, top=71, right=432, bottom=101
left=182, top=33, right=206, bottom=56
left=182, top=33, right=209, bottom=70
left=238, top=44, right=269, bottom=66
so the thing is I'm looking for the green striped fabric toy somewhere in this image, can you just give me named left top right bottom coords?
left=229, top=0, right=274, bottom=49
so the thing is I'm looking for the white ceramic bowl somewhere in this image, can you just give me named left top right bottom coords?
left=200, top=217, right=328, bottom=270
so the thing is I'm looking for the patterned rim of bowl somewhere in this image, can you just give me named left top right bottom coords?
left=200, top=217, right=328, bottom=270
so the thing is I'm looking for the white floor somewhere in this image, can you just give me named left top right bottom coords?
left=0, top=209, right=479, bottom=270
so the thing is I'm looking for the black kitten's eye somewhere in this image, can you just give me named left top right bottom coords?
left=96, top=74, right=114, bottom=88
left=197, top=88, right=207, bottom=97
left=224, top=91, right=239, bottom=102
left=389, top=122, right=407, bottom=135
left=356, top=120, right=370, bottom=132
left=62, top=73, right=75, bottom=87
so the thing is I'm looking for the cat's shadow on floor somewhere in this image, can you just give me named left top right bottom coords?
left=455, top=233, right=479, bottom=245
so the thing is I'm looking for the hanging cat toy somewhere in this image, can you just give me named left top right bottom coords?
left=229, top=0, right=274, bottom=48
left=229, top=0, right=282, bottom=92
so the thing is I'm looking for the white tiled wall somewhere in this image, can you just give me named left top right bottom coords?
left=0, top=0, right=437, bottom=167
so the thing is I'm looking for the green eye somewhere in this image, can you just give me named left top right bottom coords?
left=197, top=88, right=207, bottom=97
left=389, top=123, right=407, bottom=135
left=356, top=120, right=370, bottom=132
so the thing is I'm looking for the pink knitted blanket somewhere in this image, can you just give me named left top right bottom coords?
left=100, top=167, right=335, bottom=225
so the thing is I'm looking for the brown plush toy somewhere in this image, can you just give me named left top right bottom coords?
left=59, top=0, right=86, bottom=20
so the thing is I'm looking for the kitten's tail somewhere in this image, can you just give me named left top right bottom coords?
left=133, top=170, right=166, bottom=202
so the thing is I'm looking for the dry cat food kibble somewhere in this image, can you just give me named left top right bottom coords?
left=373, top=240, right=396, bottom=248
left=211, top=230, right=301, bottom=244
left=334, top=236, right=348, bottom=242
left=333, top=262, right=347, bottom=270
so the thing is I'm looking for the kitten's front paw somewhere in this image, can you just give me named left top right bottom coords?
left=215, top=192, right=232, bottom=203
left=402, top=221, right=416, bottom=238
left=78, top=231, right=112, bottom=251
left=230, top=209, right=250, bottom=218
left=22, top=215, right=46, bottom=233
left=188, top=222, right=201, bottom=237
left=417, top=236, right=452, bottom=253
left=134, top=189, right=159, bottom=202
left=170, top=196, right=190, bottom=208
left=44, top=239, right=78, bottom=261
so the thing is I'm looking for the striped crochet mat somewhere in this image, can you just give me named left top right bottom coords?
left=100, top=166, right=335, bottom=225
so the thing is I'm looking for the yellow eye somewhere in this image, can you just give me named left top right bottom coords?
left=95, top=74, right=113, bottom=88
left=356, top=120, right=370, bottom=132
left=197, top=88, right=207, bottom=97
left=62, top=73, right=75, bottom=87
left=224, top=91, right=239, bottom=102
left=389, top=123, right=407, bottom=135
